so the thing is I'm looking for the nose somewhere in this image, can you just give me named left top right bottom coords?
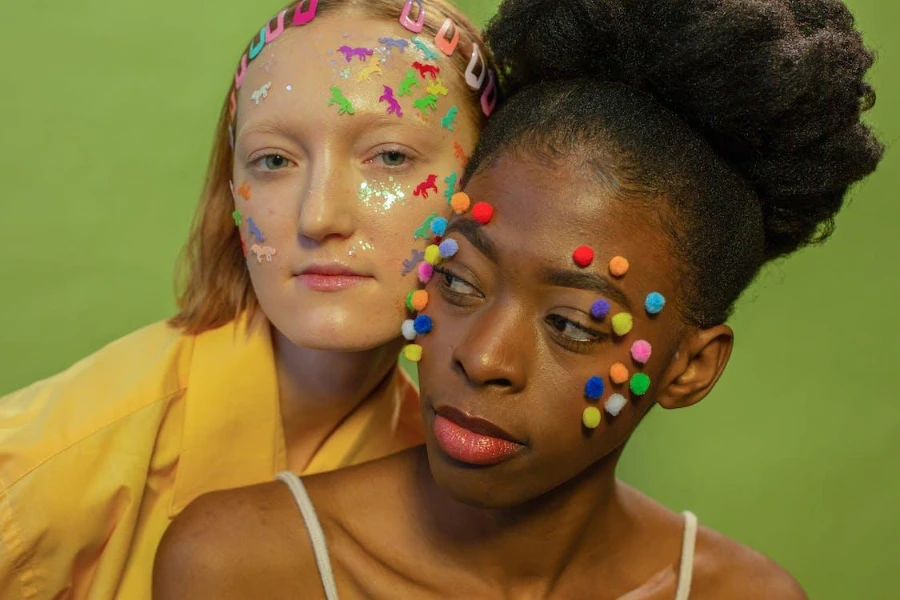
left=297, top=154, right=356, bottom=243
left=450, top=300, right=529, bottom=393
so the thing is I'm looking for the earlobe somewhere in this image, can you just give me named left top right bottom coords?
left=655, top=325, right=733, bottom=410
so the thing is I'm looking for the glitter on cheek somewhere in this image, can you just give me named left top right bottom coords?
left=348, top=240, right=375, bottom=258
left=358, top=177, right=408, bottom=213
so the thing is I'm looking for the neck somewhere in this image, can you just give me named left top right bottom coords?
left=417, top=448, right=640, bottom=594
left=273, top=326, right=405, bottom=470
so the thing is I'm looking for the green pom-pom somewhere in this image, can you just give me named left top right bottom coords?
left=630, top=373, right=651, bottom=396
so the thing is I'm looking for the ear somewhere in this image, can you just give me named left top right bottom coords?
left=655, top=324, right=733, bottom=410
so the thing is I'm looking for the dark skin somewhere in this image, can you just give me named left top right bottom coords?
left=154, top=155, right=807, bottom=599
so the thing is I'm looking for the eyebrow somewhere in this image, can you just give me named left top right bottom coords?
left=445, top=219, right=634, bottom=311
left=443, top=219, right=500, bottom=264
left=540, top=268, right=633, bottom=312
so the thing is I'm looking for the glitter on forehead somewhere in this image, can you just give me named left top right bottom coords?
left=357, top=177, right=407, bottom=213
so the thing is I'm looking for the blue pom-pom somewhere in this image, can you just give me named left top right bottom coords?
left=414, top=314, right=433, bottom=335
left=584, top=376, right=605, bottom=401
left=430, top=217, right=448, bottom=237
left=645, top=292, right=666, bottom=315
left=591, top=299, right=611, bottom=320
left=439, top=238, right=459, bottom=258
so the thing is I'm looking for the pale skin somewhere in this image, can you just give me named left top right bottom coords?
left=155, top=157, right=807, bottom=599
left=230, top=15, right=478, bottom=469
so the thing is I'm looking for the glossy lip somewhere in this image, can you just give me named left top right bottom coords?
left=293, top=262, right=373, bottom=291
left=431, top=405, right=527, bottom=466
left=434, top=406, right=523, bottom=444
left=295, top=262, right=368, bottom=277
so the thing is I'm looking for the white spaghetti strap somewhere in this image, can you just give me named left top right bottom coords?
left=275, top=471, right=340, bottom=600
left=674, top=511, right=698, bottom=600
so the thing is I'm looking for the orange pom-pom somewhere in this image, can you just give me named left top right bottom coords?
left=610, top=362, right=629, bottom=385
left=609, top=256, right=630, bottom=277
left=450, top=192, right=471, bottom=214
left=411, top=290, right=429, bottom=312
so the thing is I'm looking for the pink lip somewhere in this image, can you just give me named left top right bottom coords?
left=295, top=264, right=371, bottom=292
left=432, top=406, right=525, bottom=466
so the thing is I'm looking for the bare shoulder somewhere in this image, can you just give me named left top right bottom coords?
left=153, top=480, right=319, bottom=599
left=693, top=524, right=807, bottom=600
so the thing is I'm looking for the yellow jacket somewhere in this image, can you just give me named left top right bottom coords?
left=0, top=316, right=423, bottom=599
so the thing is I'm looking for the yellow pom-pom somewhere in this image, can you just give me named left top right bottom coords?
left=424, top=244, right=441, bottom=265
left=411, top=290, right=429, bottom=312
left=403, top=344, right=423, bottom=362
left=582, top=406, right=602, bottom=429
left=450, top=192, right=471, bottom=214
left=611, top=313, right=633, bottom=336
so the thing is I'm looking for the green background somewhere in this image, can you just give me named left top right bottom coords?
left=0, top=1, right=896, bottom=597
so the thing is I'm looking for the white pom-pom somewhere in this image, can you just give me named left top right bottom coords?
left=604, top=393, right=627, bottom=417
left=401, top=319, right=417, bottom=341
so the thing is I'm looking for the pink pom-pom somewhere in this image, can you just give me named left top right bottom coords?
left=631, top=340, right=652, bottom=364
left=418, top=261, right=434, bottom=283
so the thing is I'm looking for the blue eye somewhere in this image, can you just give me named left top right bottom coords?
left=380, top=151, right=408, bottom=167
left=263, top=154, right=290, bottom=170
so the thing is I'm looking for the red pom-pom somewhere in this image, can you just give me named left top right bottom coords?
left=472, top=202, right=494, bottom=225
left=573, top=245, right=594, bottom=268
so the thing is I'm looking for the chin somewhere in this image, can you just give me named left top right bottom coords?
left=423, top=439, right=526, bottom=510
left=274, top=306, right=404, bottom=352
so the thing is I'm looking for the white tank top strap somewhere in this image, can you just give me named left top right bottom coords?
left=674, top=510, right=699, bottom=600
left=275, top=471, right=341, bottom=600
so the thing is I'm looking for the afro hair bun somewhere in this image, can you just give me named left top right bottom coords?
left=485, top=0, right=884, bottom=261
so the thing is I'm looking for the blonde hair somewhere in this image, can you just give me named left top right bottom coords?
left=170, top=0, right=498, bottom=333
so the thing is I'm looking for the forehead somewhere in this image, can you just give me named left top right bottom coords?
left=464, top=155, right=677, bottom=295
left=234, top=14, right=469, bottom=130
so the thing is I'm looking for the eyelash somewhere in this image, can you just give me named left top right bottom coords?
left=433, top=267, right=609, bottom=353
left=245, top=147, right=417, bottom=174
left=433, top=266, right=482, bottom=304
left=366, top=146, right=417, bottom=171
left=247, top=152, right=293, bottom=176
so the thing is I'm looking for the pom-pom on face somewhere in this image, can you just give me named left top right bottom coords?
left=609, top=362, right=629, bottom=385
left=630, top=373, right=651, bottom=396
left=582, top=406, right=602, bottom=429
left=414, top=314, right=434, bottom=335
left=424, top=244, right=441, bottom=265
left=418, top=262, right=434, bottom=284
left=403, top=344, right=423, bottom=363
left=591, top=299, right=611, bottom=320
left=611, top=313, right=633, bottom=336
left=450, top=192, right=471, bottom=214
left=645, top=292, right=666, bottom=315
left=584, top=376, right=605, bottom=401
left=401, top=319, right=417, bottom=341
left=604, top=393, right=627, bottom=417
left=572, top=245, right=594, bottom=268
left=431, top=217, right=449, bottom=237
left=410, top=290, right=429, bottom=312
left=609, top=256, right=630, bottom=278
left=472, top=202, right=495, bottom=225
left=400, top=319, right=416, bottom=342
left=439, top=239, right=459, bottom=258
left=630, top=340, right=652, bottom=364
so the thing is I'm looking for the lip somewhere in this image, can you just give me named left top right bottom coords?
left=294, top=263, right=372, bottom=292
left=431, top=406, right=525, bottom=466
